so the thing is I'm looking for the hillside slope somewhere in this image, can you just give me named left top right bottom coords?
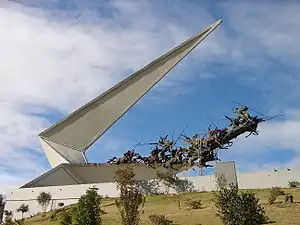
left=24, top=188, right=300, bottom=225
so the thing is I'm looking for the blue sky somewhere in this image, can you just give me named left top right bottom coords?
left=0, top=0, right=300, bottom=192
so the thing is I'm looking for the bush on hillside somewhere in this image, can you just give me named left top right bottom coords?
left=73, top=187, right=102, bottom=225
left=0, top=195, right=5, bottom=223
left=186, top=199, right=202, bottom=209
left=148, top=214, right=173, bottom=225
left=213, top=183, right=268, bottom=225
left=60, top=211, right=72, bottom=225
left=4, top=210, right=14, bottom=225
left=58, top=202, right=65, bottom=207
left=288, top=180, right=300, bottom=188
left=268, top=187, right=285, bottom=205
left=285, top=195, right=294, bottom=203
left=215, top=173, right=228, bottom=190
left=114, top=166, right=145, bottom=225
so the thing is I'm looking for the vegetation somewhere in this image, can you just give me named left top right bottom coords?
left=288, top=180, right=300, bottom=188
left=12, top=187, right=300, bottom=225
left=36, top=192, right=52, bottom=212
left=57, top=202, right=64, bottom=207
left=148, top=214, right=173, bottom=225
left=268, top=187, right=285, bottom=205
left=215, top=173, right=228, bottom=190
left=60, top=211, right=72, bottom=225
left=213, top=183, right=268, bottom=225
left=0, top=195, right=5, bottom=223
left=5, top=168, right=300, bottom=225
left=4, top=210, right=13, bottom=225
left=285, top=194, right=294, bottom=203
left=72, top=187, right=103, bottom=225
left=17, top=204, right=29, bottom=219
left=186, top=199, right=202, bottom=209
left=114, top=166, right=145, bottom=225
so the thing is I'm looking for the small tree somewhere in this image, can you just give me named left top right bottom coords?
left=72, top=187, right=102, bottom=225
left=114, top=166, right=144, bottom=225
left=213, top=183, right=268, bottom=225
left=0, top=195, right=5, bottom=223
left=4, top=210, right=14, bottom=225
left=16, top=204, right=29, bottom=219
left=36, top=192, right=52, bottom=212
left=268, top=187, right=285, bottom=205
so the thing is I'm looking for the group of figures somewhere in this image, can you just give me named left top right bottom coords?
left=107, top=106, right=265, bottom=169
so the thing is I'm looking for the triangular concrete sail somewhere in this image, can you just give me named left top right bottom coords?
left=39, top=20, right=222, bottom=168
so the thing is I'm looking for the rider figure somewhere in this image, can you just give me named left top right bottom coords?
left=151, top=146, right=160, bottom=163
left=233, top=106, right=251, bottom=124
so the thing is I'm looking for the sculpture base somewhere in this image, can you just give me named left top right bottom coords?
left=21, top=163, right=190, bottom=188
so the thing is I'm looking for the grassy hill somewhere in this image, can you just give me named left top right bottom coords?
left=23, top=188, right=300, bottom=225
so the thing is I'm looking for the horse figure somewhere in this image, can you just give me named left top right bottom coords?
left=198, top=150, right=220, bottom=167
left=164, top=148, right=185, bottom=170
left=244, top=116, right=264, bottom=138
left=107, top=157, right=120, bottom=164
left=130, top=152, right=140, bottom=163
left=133, top=154, right=146, bottom=163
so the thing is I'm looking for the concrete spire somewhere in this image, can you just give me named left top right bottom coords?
left=39, top=20, right=222, bottom=168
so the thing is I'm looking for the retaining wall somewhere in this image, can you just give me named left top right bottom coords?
left=4, top=169, right=300, bottom=220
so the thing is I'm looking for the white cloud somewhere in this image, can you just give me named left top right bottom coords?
left=223, top=1, right=300, bottom=64
left=228, top=109, right=300, bottom=153
left=0, top=171, right=29, bottom=195
left=0, top=1, right=223, bottom=192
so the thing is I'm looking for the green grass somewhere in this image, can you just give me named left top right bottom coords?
left=24, top=188, right=300, bottom=225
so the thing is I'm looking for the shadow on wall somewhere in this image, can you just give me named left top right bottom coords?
left=137, top=178, right=196, bottom=195
left=174, top=179, right=196, bottom=193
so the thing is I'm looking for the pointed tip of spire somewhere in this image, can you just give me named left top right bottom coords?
left=204, top=19, right=222, bottom=33
left=214, top=19, right=223, bottom=27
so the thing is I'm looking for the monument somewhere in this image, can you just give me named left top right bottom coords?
left=6, top=20, right=298, bottom=221
left=20, top=20, right=222, bottom=188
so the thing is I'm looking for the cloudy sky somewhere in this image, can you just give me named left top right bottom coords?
left=0, top=0, right=300, bottom=193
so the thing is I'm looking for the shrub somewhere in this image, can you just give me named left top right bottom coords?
left=0, top=195, right=5, bottom=223
left=114, top=166, right=144, bottom=225
left=58, top=202, right=64, bottom=207
left=268, top=187, right=285, bottom=205
left=73, top=187, right=102, bottom=225
left=285, top=195, right=294, bottom=203
left=215, top=173, right=228, bottom=190
left=213, top=183, right=268, bottom=225
left=60, top=211, right=72, bottom=225
left=187, top=199, right=202, bottom=209
left=36, top=192, right=52, bottom=212
left=288, top=180, right=300, bottom=188
left=148, top=214, right=173, bottom=225
left=4, top=210, right=14, bottom=225
left=51, top=208, right=65, bottom=221
left=50, top=212, right=56, bottom=221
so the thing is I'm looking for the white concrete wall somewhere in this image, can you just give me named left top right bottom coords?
left=4, top=169, right=300, bottom=220
left=237, top=169, right=300, bottom=189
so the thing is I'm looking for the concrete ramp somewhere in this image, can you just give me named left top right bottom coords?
left=21, top=163, right=189, bottom=188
